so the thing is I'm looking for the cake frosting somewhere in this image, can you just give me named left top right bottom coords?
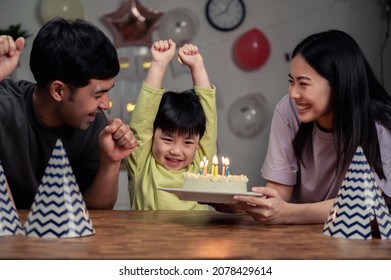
left=182, top=172, right=248, bottom=193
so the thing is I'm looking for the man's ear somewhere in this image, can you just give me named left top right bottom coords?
left=49, top=80, right=66, bottom=101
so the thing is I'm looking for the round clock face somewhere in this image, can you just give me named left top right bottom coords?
left=205, top=0, right=246, bottom=32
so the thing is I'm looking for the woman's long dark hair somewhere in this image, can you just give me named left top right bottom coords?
left=292, top=30, right=391, bottom=178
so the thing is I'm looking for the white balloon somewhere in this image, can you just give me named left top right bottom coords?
left=228, top=93, right=269, bottom=138
left=157, top=7, right=199, bottom=44
left=40, top=0, right=84, bottom=23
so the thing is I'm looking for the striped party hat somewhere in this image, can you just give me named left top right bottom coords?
left=323, top=146, right=391, bottom=239
left=23, top=139, right=95, bottom=238
left=0, top=161, right=23, bottom=236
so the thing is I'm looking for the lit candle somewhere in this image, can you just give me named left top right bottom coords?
left=225, top=158, right=230, bottom=176
left=212, top=155, right=218, bottom=176
left=203, top=156, right=208, bottom=176
left=221, top=156, right=226, bottom=176
left=199, top=160, right=204, bottom=175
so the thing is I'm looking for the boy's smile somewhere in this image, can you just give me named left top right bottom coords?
left=152, top=128, right=200, bottom=171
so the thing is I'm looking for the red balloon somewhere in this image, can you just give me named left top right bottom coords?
left=233, top=28, right=270, bottom=71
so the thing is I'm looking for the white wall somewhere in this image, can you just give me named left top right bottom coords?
left=2, top=0, right=390, bottom=209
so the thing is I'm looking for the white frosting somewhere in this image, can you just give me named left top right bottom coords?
left=182, top=172, right=248, bottom=193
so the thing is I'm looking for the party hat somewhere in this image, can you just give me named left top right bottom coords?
left=323, top=146, right=391, bottom=239
left=23, top=139, right=95, bottom=238
left=0, top=161, right=23, bottom=236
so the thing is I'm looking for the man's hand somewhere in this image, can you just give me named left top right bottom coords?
left=0, top=35, right=25, bottom=80
left=98, top=118, right=137, bottom=163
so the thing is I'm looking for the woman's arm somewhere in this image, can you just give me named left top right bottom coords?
left=234, top=181, right=334, bottom=224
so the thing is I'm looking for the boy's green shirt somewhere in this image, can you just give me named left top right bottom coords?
left=127, top=82, right=217, bottom=210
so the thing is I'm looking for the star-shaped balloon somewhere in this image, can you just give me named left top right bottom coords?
left=102, top=0, right=163, bottom=47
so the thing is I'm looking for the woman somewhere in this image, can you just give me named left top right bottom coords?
left=231, top=30, right=391, bottom=224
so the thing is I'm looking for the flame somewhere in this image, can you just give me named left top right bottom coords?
left=212, top=155, right=218, bottom=165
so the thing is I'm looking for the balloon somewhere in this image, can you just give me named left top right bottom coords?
left=228, top=93, right=269, bottom=138
left=40, top=0, right=84, bottom=23
left=157, top=7, right=199, bottom=44
left=233, top=28, right=270, bottom=71
left=102, top=0, right=163, bottom=47
left=170, top=58, right=190, bottom=79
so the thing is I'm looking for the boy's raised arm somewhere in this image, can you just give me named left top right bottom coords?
left=144, top=39, right=176, bottom=89
left=178, top=44, right=211, bottom=89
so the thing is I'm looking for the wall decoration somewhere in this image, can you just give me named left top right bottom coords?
left=0, top=23, right=31, bottom=40
left=40, top=0, right=84, bottom=23
left=109, top=48, right=145, bottom=125
left=228, top=92, right=269, bottom=138
left=157, top=7, right=199, bottom=44
left=233, top=28, right=270, bottom=71
left=102, top=0, right=163, bottom=47
left=116, top=47, right=146, bottom=83
left=205, top=0, right=246, bottom=32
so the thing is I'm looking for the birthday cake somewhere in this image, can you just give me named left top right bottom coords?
left=182, top=172, right=248, bottom=193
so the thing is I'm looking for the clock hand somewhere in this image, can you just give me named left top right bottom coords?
left=226, top=0, right=234, bottom=11
left=213, top=9, right=227, bottom=17
left=212, top=0, right=233, bottom=17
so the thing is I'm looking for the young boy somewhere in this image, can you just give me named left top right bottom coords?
left=127, top=39, right=217, bottom=210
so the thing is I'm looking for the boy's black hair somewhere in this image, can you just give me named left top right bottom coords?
left=153, top=89, right=206, bottom=138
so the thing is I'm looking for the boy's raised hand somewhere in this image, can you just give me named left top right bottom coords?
left=145, top=39, right=176, bottom=88
left=178, top=43, right=203, bottom=69
left=151, top=39, right=176, bottom=66
left=178, top=43, right=210, bottom=89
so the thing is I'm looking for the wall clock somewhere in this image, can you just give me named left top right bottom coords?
left=205, top=0, right=246, bottom=32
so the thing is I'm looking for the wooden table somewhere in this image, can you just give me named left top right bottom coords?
left=1, top=210, right=391, bottom=259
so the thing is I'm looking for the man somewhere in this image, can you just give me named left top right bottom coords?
left=0, top=18, right=137, bottom=209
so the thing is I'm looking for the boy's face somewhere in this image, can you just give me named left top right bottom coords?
left=152, top=128, right=200, bottom=171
